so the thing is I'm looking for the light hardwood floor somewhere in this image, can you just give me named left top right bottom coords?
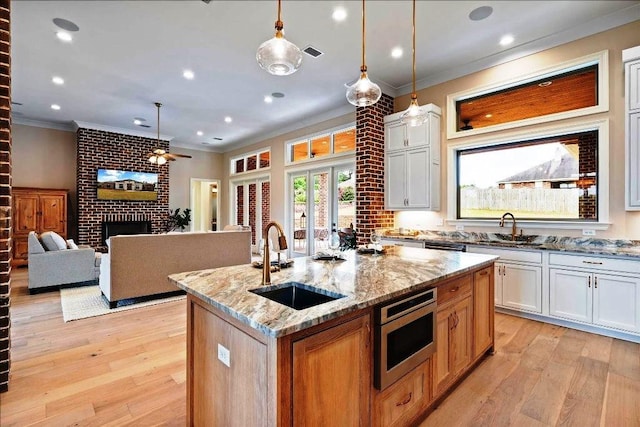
left=1, top=268, right=639, bottom=426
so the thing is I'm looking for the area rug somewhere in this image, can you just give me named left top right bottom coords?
left=60, top=285, right=185, bottom=322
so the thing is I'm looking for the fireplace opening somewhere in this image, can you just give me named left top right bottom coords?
left=102, top=220, right=152, bottom=246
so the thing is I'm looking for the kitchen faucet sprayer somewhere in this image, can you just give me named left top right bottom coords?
left=262, top=221, right=288, bottom=286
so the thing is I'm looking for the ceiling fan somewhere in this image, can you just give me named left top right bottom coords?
left=147, top=102, right=192, bottom=165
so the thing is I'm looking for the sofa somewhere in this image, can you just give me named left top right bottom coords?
left=99, top=230, right=251, bottom=308
left=28, top=231, right=101, bottom=292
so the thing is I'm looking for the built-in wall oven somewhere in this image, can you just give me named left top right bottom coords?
left=374, top=287, right=437, bottom=390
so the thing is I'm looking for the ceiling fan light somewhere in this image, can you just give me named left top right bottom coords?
left=400, top=96, right=428, bottom=126
left=346, top=71, right=382, bottom=107
left=148, top=155, right=158, bottom=164
left=156, top=156, right=167, bottom=166
left=256, top=29, right=302, bottom=76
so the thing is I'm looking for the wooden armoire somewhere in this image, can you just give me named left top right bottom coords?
left=12, top=187, right=68, bottom=266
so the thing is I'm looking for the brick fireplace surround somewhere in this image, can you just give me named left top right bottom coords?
left=76, top=127, right=170, bottom=250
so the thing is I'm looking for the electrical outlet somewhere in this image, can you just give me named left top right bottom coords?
left=582, top=229, right=596, bottom=236
left=217, top=343, right=230, bottom=367
left=455, top=225, right=464, bottom=231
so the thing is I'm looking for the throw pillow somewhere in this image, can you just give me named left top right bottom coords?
left=28, top=232, right=46, bottom=254
left=40, top=231, right=67, bottom=251
left=66, top=239, right=79, bottom=250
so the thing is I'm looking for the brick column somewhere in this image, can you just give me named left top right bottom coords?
left=0, top=0, right=10, bottom=393
left=355, top=94, right=395, bottom=245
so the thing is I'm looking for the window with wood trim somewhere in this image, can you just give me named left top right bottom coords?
left=286, top=125, right=355, bottom=164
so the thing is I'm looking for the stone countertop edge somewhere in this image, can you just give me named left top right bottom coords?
left=169, top=248, right=498, bottom=338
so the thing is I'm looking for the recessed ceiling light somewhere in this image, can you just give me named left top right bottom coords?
left=52, top=76, right=64, bottom=85
left=197, top=130, right=204, bottom=136
left=56, top=31, right=72, bottom=42
left=391, top=47, right=403, bottom=59
left=499, top=34, right=514, bottom=46
left=469, top=6, right=493, bottom=21
left=183, top=69, right=195, bottom=80
left=332, top=7, right=347, bottom=22
left=52, top=18, right=79, bottom=32
left=224, top=116, right=232, bottom=123
left=51, top=104, right=61, bottom=110
left=264, top=96, right=273, bottom=103
left=271, top=92, right=285, bottom=98
left=485, top=114, right=493, bottom=118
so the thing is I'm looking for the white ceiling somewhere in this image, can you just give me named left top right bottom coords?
left=10, top=1, right=640, bottom=152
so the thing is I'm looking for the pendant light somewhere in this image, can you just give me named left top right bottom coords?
left=149, top=102, right=167, bottom=166
left=346, top=0, right=381, bottom=107
left=400, top=0, right=428, bottom=126
left=256, top=0, right=302, bottom=76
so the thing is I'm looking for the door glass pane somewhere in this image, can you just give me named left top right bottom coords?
left=235, top=158, right=245, bottom=173
left=260, top=151, right=270, bottom=168
left=247, top=155, right=257, bottom=171
left=249, top=183, right=257, bottom=245
left=261, top=180, right=270, bottom=234
left=337, top=168, right=356, bottom=229
left=293, top=175, right=308, bottom=255
left=235, top=185, right=244, bottom=225
left=310, top=134, right=331, bottom=159
left=334, top=128, right=356, bottom=154
left=313, top=172, right=330, bottom=253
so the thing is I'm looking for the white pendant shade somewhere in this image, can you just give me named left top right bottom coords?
left=346, top=71, right=382, bottom=107
left=256, top=31, right=302, bottom=76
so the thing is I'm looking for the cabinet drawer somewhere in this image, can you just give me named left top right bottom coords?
left=374, top=360, right=430, bottom=427
left=467, top=245, right=542, bottom=264
left=549, top=253, right=640, bottom=275
left=437, top=275, right=472, bottom=307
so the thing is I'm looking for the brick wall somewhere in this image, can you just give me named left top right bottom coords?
left=578, top=131, right=597, bottom=219
left=76, top=128, right=170, bottom=249
left=0, top=0, right=9, bottom=393
left=355, top=94, right=395, bottom=245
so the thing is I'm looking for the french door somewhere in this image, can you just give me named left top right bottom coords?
left=288, top=163, right=355, bottom=257
left=231, top=176, right=270, bottom=253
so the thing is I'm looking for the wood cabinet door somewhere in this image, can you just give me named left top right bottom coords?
left=13, top=193, right=38, bottom=236
left=451, top=296, right=472, bottom=377
left=549, top=268, right=592, bottom=323
left=405, top=148, right=430, bottom=208
left=292, top=315, right=371, bottom=427
left=628, top=112, right=640, bottom=208
left=433, top=306, right=453, bottom=397
left=39, top=194, right=67, bottom=235
left=501, top=263, right=542, bottom=313
left=473, top=267, right=494, bottom=359
left=386, top=121, right=406, bottom=151
left=386, top=151, right=407, bottom=209
left=593, top=273, right=640, bottom=333
left=406, top=120, right=429, bottom=148
left=494, top=263, right=504, bottom=306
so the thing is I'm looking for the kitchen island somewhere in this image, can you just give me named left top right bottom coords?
left=169, top=247, right=497, bottom=426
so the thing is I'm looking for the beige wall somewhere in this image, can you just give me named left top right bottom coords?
left=394, top=20, right=640, bottom=239
left=220, top=112, right=356, bottom=229
left=168, top=146, right=224, bottom=211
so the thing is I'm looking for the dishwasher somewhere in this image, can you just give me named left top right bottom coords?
left=422, top=240, right=467, bottom=252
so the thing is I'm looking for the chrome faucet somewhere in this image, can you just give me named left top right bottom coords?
left=499, top=212, right=517, bottom=241
left=262, top=221, right=288, bottom=286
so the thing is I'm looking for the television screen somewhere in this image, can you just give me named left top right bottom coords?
left=97, top=169, right=158, bottom=201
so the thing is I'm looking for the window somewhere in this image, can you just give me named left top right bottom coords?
left=231, top=149, right=271, bottom=175
left=447, top=51, right=609, bottom=139
left=449, top=119, right=610, bottom=228
left=286, top=125, right=355, bottom=164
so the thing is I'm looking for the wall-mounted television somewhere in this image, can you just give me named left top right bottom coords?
left=96, top=169, right=158, bottom=201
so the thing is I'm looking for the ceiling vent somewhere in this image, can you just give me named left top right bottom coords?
left=303, top=45, right=324, bottom=58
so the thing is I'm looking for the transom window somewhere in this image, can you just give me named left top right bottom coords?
left=231, top=149, right=270, bottom=175
left=286, top=125, right=355, bottom=164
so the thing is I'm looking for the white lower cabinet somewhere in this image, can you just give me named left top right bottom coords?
left=496, top=262, right=542, bottom=313
left=549, top=268, right=640, bottom=333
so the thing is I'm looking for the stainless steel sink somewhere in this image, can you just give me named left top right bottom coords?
left=250, top=282, right=346, bottom=310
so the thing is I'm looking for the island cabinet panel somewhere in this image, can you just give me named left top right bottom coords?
left=188, top=299, right=270, bottom=427
left=291, top=314, right=371, bottom=427
left=373, top=358, right=431, bottom=427
left=432, top=282, right=472, bottom=398
left=473, top=266, right=495, bottom=359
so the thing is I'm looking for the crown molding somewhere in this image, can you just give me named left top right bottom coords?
left=72, top=120, right=174, bottom=141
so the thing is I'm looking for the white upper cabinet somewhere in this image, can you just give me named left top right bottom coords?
left=384, top=104, right=441, bottom=210
left=624, top=45, right=640, bottom=209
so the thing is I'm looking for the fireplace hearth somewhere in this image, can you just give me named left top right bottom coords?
left=101, top=220, right=152, bottom=246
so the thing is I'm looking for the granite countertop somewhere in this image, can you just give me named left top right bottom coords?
left=382, top=231, right=640, bottom=259
left=168, top=247, right=497, bottom=338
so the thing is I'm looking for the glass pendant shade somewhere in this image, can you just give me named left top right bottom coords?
left=346, top=70, right=382, bottom=107
left=256, top=29, right=302, bottom=76
left=400, top=95, right=428, bottom=126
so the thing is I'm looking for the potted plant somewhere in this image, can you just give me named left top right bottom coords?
left=167, top=208, right=191, bottom=232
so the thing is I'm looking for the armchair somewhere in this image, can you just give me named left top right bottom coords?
left=28, top=231, right=100, bottom=293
